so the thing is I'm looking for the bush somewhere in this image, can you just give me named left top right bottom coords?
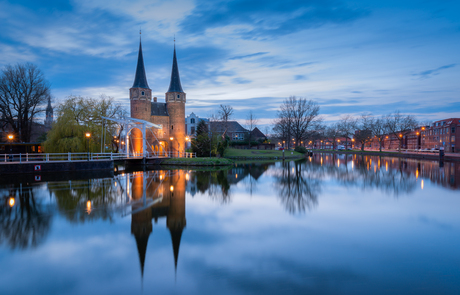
left=294, top=146, right=308, bottom=154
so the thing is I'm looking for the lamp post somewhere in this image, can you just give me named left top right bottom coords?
left=85, top=132, right=91, bottom=161
left=7, top=134, right=13, bottom=160
left=170, top=136, right=174, bottom=157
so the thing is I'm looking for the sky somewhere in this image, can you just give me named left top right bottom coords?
left=0, top=0, right=459, bottom=129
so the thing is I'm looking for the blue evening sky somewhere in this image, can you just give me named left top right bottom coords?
left=1, top=0, right=459, bottom=128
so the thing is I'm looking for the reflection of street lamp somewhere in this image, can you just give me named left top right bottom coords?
left=85, top=132, right=91, bottom=161
left=8, top=197, right=15, bottom=207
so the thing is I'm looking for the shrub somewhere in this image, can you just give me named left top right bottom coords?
left=294, top=146, right=307, bottom=154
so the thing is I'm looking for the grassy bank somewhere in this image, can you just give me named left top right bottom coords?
left=312, top=149, right=399, bottom=154
left=224, top=148, right=304, bottom=159
left=161, top=157, right=233, bottom=166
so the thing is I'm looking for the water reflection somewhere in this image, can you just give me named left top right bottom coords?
left=129, top=170, right=186, bottom=276
left=0, top=184, right=52, bottom=249
left=274, top=160, right=320, bottom=214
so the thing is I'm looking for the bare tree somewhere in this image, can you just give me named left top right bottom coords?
left=338, top=114, right=357, bottom=149
left=0, top=63, right=51, bottom=142
left=326, top=123, right=341, bottom=150
left=274, top=96, right=322, bottom=149
left=246, top=110, right=259, bottom=148
left=385, top=111, right=418, bottom=152
left=368, top=115, right=388, bottom=152
left=355, top=114, right=373, bottom=151
left=218, top=104, right=233, bottom=126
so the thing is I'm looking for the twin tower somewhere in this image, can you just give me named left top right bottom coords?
left=129, top=38, right=186, bottom=154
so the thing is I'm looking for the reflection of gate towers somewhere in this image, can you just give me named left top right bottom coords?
left=129, top=35, right=186, bottom=155
left=130, top=170, right=187, bottom=277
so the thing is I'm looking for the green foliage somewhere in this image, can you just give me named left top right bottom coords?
left=217, top=135, right=230, bottom=156
left=42, top=95, right=125, bottom=153
left=191, top=133, right=211, bottom=157
left=294, top=146, right=308, bottom=154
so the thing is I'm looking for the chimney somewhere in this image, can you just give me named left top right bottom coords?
left=154, top=97, right=157, bottom=102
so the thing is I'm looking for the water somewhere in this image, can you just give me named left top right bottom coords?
left=1, top=154, right=459, bottom=295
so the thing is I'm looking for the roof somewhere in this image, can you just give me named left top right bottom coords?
left=167, top=45, right=184, bottom=93
left=210, top=121, right=248, bottom=133
left=250, top=127, right=265, bottom=138
left=151, top=102, right=169, bottom=116
left=132, top=40, right=150, bottom=89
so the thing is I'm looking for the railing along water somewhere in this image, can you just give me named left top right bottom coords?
left=1, top=151, right=195, bottom=163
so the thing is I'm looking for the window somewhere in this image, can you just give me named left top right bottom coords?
left=191, top=118, right=195, bottom=124
left=177, top=95, right=180, bottom=98
left=191, top=127, right=195, bottom=135
left=141, top=91, right=145, bottom=96
left=452, top=127, right=456, bottom=133
left=452, top=136, right=456, bottom=142
left=171, top=125, right=174, bottom=130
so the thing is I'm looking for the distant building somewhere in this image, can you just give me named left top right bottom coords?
left=359, top=117, right=459, bottom=153
left=44, top=97, right=54, bottom=127
left=185, top=112, right=208, bottom=136
left=209, top=121, right=249, bottom=141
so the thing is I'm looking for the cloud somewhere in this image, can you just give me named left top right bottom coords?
left=412, top=64, right=456, bottom=79
left=229, top=52, right=269, bottom=60
left=232, top=78, right=252, bottom=84
left=179, top=0, right=368, bottom=38
left=294, top=75, right=307, bottom=80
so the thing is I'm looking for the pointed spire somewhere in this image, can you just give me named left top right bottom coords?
left=167, top=44, right=184, bottom=93
left=46, top=96, right=52, bottom=112
left=132, top=38, right=150, bottom=89
left=135, top=234, right=149, bottom=278
left=169, top=226, right=184, bottom=271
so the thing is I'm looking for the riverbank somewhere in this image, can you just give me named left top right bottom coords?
left=311, top=149, right=460, bottom=162
left=224, top=148, right=304, bottom=160
left=161, top=157, right=233, bottom=166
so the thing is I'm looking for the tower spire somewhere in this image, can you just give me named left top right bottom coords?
left=132, top=37, right=150, bottom=89
left=167, top=43, right=184, bottom=93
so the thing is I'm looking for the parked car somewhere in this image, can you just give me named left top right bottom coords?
left=337, top=145, right=345, bottom=151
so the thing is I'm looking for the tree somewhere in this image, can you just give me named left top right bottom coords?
left=0, top=63, right=51, bottom=142
left=218, top=104, right=233, bottom=128
left=385, top=111, right=418, bottom=152
left=325, top=123, right=341, bottom=150
left=274, top=96, right=322, bottom=149
left=368, top=115, right=388, bottom=152
left=246, top=110, right=258, bottom=148
left=191, top=120, right=211, bottom=157
left=338, top=114, right=357, bottom=149
left=42, top=95, right=125, bottom=153
left=355, top=114, right=373, bottom=151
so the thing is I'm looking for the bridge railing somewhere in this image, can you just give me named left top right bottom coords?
left=1, top=152, right=129, bottom=163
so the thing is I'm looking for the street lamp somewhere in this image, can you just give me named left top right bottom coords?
left=170, top=137, right=174, bottom=156
left=7, top=134, right=13, bottom=159
left=85, top=132, right=91, bottom=161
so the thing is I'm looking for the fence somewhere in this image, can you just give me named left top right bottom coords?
left=1, top=151, right=196, bottom=163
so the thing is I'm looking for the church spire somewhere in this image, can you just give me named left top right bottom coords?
left=167, top=44, right=184, bottom=93
left=132, top=38, right=150, bottom=89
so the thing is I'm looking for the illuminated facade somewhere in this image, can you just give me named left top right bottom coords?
left=129, top=39, right=186, bottom=155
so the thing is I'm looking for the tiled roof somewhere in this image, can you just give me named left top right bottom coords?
left=151, top=102, right=169, bottom=116
left=210, top=121, right=248, bottom=133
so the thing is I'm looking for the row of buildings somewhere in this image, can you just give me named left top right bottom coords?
left=307, top=118, right=460, bottom=153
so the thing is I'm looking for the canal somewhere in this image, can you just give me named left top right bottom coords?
left=1, top=154, right=459, bottom=294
